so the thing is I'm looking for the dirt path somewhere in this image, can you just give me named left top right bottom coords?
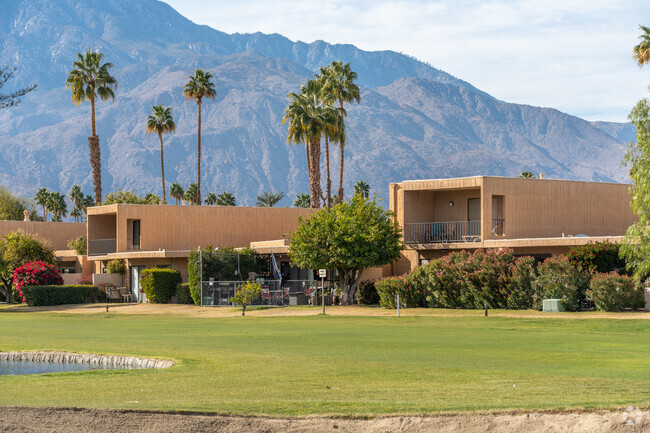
left=1, top=303, right=649, bottom=319
left=0, top=407, right=648, bottom=432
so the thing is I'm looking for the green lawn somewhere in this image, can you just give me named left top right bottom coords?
left=0, top=311, right=649, bottom=415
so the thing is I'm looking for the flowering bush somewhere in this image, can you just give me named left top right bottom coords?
left=531, top=256, right=590, bottom=311
left=586, top=272, right=644, bottom=312
left=12, top=261, right=63, bottom=303
left=375, top=275, right=422, bottom=308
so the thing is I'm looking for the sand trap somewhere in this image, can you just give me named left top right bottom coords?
left=0, top=406, right=647, bottom=432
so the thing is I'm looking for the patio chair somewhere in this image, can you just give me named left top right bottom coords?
left=108, top=287, right=122, bottom=303
left=119, top=287, right=133, bottom=303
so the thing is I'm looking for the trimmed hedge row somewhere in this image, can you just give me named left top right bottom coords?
left=140, top=268, right=182, bottom=303
left=176, top=283, right=194, bottom=304
left=22, top=285, right=103, bottom=307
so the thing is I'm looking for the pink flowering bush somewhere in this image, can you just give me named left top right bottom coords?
left=12, top=261, right=63, bottom=303
left=586, top=272, right=644, bottom=312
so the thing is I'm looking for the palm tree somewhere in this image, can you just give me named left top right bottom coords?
left=81, top=195, right=94, bottom=221
left=169, top=183, right=184, bottom=205
left=204, top=192, right=217, bottom=206
left=47, top=192, right=67, bottom=222
left=69, top=184, right=83, bottom=211
left=216, top=191, right=236, bottom=206
left=70, top=207, right=82, bottom=223
left=184, top=183, right=198, bottom=205
left=322, top=61, right=360, bottom=202
left=256, top=191, right=284, bottom=207
left=633, top=25, right=650, bottom=67
left=293, top=193, right=310, bottom=208
left=65, top=50, right=117, bottom=204
left=146, top=105, right=176, bottom=204
left=519, top=171, right=535, bottom=178
left=34, top=187, right=50, bottom=220
left=354, top=181, right=370, bottom=198
left=183, top=69, right=216, bottom=205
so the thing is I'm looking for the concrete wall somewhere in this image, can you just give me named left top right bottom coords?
left=0, top=220, right=86, bottom=250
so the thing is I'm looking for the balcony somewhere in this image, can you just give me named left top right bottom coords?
left=88, top=238, right=116, bottom=255
left=404, top=219, right=506, bottom=244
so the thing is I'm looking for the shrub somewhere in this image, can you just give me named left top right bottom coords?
left=357, top=280, right=379, bottom=305
left=76, top=275, right=93, bottom=285
left=12, top=261, right=63, bottom=304
left=506, top=256, right=537, bottom=309
left=176, top=283, right=194, bottom=304
left=230, top=281, right=263, bottom=316
left=586, top=272, right=645, bottom=312
left=22, top=285, right=103, bottom=306
left=375, top=275, right=421, bottom=308
left=532, top=256, right=590, bottom=311
left=67, top=236, right=87, bottom=256
left=106, top=259, right=126, bottom=275
left=140, top=268, right=182, bottom=303
left=566, top=242, right=627, bottom=275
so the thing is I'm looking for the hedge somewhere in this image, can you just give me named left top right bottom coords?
left=586, top=272, right=645, bottom=312
left=176, top=283, right=194, bottom=304
left=22, top=285, right=104, bottom=306
left=532, top=255, right=590, bottom=311
left=140, top=268, right=182, bottom=303
left=357, top=280, right=380, bottom=305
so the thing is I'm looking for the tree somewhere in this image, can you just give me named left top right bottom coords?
left=256, top=191, right=284, bottom=207
left=0, top=66, right=36, bottom=109
left=81, top=195, right=95, bottom=221
left=216, top=191, right=236, bottom=206
left=184, top=183, right=199, bottom=205
left=146, top=105, right=176, bottom=204
left=633, top=25, right=650, bottom=67
left=67, top=236, right=87, bottom=256
left=70, top=207, right=82, bottom=223
left=0, top=230, right=56, bottom=303
left=144, top=193, right=160, bottom=204
left=183, top=69, right=216, bottom=205
left=65, top=50, right=117, bottom=205
left=621, top=95, right=650, bottom=280
left=322, top=61, right=360, bottom=202
left=293, top=193, right=310, bottom=208
left=204, top=193, right=217, bottom=206
left=289, top=195, right=403, bottom=305
left=519, top=171, right=535, bottom=178
left=0, top=186, right=36, bottom=221
left=169, top=183, right=184, bottom=205
left=354, top=181, right=370, bottom=198
left=103, top=189, right=148, bottom=205
left=34, top=188, right=50, bottom=220
left=46, top=192, right=67, bottom=222
left=230, top=280, right=263, bottom=316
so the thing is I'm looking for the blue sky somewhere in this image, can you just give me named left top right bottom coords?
left=165, top=0, right=650, bottom=122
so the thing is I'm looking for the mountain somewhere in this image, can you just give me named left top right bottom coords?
left=0, top=0, right=633, bottom=209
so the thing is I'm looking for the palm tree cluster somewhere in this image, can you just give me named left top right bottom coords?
left=256, top=191, right=284, bottom=207
left=283, top=61, right=360, bottom=208
left=34, top=185, right=94, bottom=222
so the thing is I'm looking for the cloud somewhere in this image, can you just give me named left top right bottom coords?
left=165, top=0, right=649, bottom=121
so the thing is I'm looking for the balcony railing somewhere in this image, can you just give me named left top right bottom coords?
left=88, top=238, right=116, bottom=255
left=492, top=218, right=505, bottom=236
left=404, top=221, right=481, bottom=244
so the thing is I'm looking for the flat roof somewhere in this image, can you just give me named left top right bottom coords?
left=396, top=175, right=631, bottom=187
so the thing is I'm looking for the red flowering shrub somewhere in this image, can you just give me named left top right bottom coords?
left=12, top=261, right=63, bottom=303
left=586, top=272, right=644, bottom=312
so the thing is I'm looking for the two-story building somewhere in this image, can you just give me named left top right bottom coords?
left=389, top=176, right=636, bottom=275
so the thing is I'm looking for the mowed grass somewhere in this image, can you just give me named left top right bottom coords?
left=0, top=311, right=649, bottom=415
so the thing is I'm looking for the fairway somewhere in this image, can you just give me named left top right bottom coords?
left=0, top=309, right=649, bottom=415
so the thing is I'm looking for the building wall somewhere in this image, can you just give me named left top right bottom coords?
left=0, top=220, right=86, bottom=250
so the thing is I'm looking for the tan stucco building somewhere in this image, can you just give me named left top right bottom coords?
left=389, top=176, right=636, bottom=275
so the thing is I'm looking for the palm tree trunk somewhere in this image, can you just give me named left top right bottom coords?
left=89, top=95, right=102, bottom=204
left=91, top=96, right=96, bottom=137
left=337, top=97, right=345, bottom=202
left=197, top=100, right=202, bottom=205
left=325, top=135, right=331, bottom=208
left=310, top=136, right=322, bottom=208
left=159, top=132, right=166, bottom=204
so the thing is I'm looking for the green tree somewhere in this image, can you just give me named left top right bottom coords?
left=0, top=230, right=56, bottom=303
left=293, top=193, right=310, bottom=208
left=65, top=50, right=118, bottom=205
left=230, top=281, right=263, bottom=316
left=256, top=191, right=284, bottom=207
left=289, top=195, right=403, bottom=304
left=184, top=183, right=199, bottom=205
left=146, top=105, right=176, bottom=204
left=67, top=236, right=87, bottom=256
left=103, top=189, right=148, bottom=205
left=322, top=61, right=360, bottom=202
left=0, top=66, right=36, bottom=109
left=519, top=171, right=535, bottom=178
left=0, top=186, right=36, bottom=221
left=169, top=183, right=184, bottom=205
left=633, top=25, right=650, bottom=67
left=34, top=187, right=50, bottom=220
left=216, top=191, right=236, bottom=206
left=183, top=68, right=216, bottom=205
left=144, top=193, right=160, bottom=204
left=70, top=207, right=82, bottom=223
left=81, top=195, right=94, bottom=221
left=204, top=192, right=217, bottom=206
left=46, top=192, right=67, bottom=222
left=354, top=181, right=370, bottom=198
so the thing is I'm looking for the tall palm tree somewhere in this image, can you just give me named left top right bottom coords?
left=47, top=192, right=67, bottom=222
left=81, top=195, right=94, bottom=222
left=169, top=183, right=184, bottom=205
left=216, top=191, right=236, bottom=206
left=204, top=192, right=217, bottom=206
left=65, top=50, right=117, bottom=204
left=146, top=105, right=176, bottom=204
left=633, top=25, right=650, bottom=67
left=184, top=183, right=198, bottom=205
left=34, top=187, right=50, bottom=220
left=256, top=191, right=284, bottom=207
left=322, top=61, right=360, bottom=202
left=354, top=181, right=370, bottom=198
left=70, top=207, right=82, bottom=223
left=293, top=193, right=310, bottom=208
left=183, top=69, right=216, bottom=205
left=69, top=185, right=83, bottom=211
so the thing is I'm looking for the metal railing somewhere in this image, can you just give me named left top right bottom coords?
left=127, top=237, right=141, bottom=251
left=201, top=279, right=324, bottom=307
left=88, top=238, right=116, bottom=255
left=492, top=218, right=505, bottom=235
left=404, top=221, right=481, bottom=244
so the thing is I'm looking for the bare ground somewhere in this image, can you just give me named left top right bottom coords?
left=0, top=407, right=648, bottom=432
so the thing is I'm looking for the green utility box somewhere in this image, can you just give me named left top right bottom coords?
left=543, top=299, right=565, bottom=312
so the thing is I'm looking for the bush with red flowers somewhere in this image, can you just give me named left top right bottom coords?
left=12, top=261, right=63, bottom=303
